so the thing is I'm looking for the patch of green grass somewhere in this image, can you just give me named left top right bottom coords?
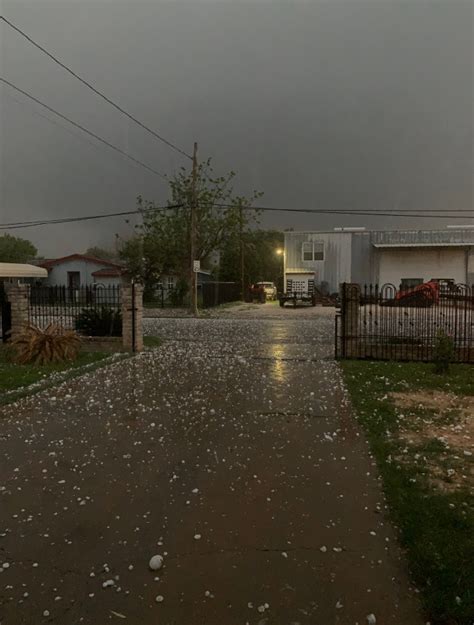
left=0, top=347, right=114, bottom=404
left=417, top=438, right=449, bottom=454
left=345, top=360, right=474, bottom=396
left=341, top=360, right=474, bottom=625
left=143, top=335, right=162, bottom=348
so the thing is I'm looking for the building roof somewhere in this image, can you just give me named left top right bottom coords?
left=0, top=263, right=48, bottom=278
left=38, top=254, right=123, bottom=270
left=373, top=242, right=472, bottom=249
left=91, top=267, right=125, bottom=277
left=285, top=227, right=474, bottom=235
left=285, top=228, right=474, bottom=246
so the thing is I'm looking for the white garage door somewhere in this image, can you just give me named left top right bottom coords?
left=286, top=273, right=315, bottom=293
left=378, top=248, right=467, bottom=287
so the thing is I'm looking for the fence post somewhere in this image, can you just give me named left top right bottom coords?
left=339, top=283, right=360, bottom=358
left=4, top=282, right=29, bottom=340
left=122, top=280, right=144, bottom=352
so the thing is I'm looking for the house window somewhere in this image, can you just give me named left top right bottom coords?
left=167, top=276, right=175, bottom=290
left=313, top=242, right=324, bottom=261
left=302, top=241, right=324, bottom=262
left=400, top=278, right=423, bottom=290
left=302, top=242, right=313, bottom=261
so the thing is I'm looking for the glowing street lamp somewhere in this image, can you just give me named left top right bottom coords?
left=275, top=248, right=285, bottom=295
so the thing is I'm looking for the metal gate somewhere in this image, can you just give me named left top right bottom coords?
left=336, top=282, right=474, bottom=362
left=0, top=283, right=12, bottom=342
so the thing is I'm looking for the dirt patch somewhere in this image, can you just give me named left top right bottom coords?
left=390, top=391, right=474, bottom=447
left=391, top=390, right=474, bottom=419
left=390, top=390, right=473, bottom=492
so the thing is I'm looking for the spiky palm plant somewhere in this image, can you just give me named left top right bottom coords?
left=11, top=324, right=81, bottom=365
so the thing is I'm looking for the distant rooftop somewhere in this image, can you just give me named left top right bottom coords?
left=38, top=253, right=123, bottom=270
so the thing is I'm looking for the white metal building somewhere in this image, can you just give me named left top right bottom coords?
left=283, top=228, right=474, bottom=295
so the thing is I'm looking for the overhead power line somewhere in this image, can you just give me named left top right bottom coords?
left=0, top=15, right=192, bottom=161
left=0, top=76, right=167, bottom=180
left=3, top=89, right=148, bottom=172
left=0, top=203, right=472, bottom=231
left=214, top=204, right=473, bottom=219
left=0, top=204, right=184, bottom=231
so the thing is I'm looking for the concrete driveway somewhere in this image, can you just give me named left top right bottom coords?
left=0, top=313, right=422, bottom=624
left=207, top=301, right=336, bottom=320
left=144, top=301, right=335, bottom=320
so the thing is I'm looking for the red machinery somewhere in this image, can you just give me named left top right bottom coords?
left=394, top=280, right=440, bottom=307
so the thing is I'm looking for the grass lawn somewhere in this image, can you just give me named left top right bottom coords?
left=341, top=360, right=474, bottom=625
left=143, top=335, right=162, bottom=348
left=1, top=336, right=162, bottom=405
left=0, top=348, right=116, bottom=404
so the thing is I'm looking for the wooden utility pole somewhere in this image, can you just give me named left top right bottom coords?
left=190, top=142, right=198, bottom=315
left=239, top=203, right=245, bottom=300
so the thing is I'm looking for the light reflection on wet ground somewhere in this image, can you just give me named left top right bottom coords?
left=0, top=312, right=422, bottom=625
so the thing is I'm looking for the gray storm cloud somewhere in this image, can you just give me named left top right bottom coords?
left=0, top=0, right=472, bottom=255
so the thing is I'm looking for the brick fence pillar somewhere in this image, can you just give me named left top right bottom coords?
left=121, top=281, right=144, bottom=352
left=5, top=282, right=30, bottom=340
left=340, top=283, right=360, bottom=358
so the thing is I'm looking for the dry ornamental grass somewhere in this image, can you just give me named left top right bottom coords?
left=11, top=324, right=81, bottom=365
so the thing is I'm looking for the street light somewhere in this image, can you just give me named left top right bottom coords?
left=275, top=248, right=284, bottom=295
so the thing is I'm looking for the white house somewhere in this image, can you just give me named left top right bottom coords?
left=38, top=254, right=124, bottom=288
left=283, top=228, right=474, bottom=295
left=154, top=269, right=213, bottom=303
left=36, top=254, right=213, bottom=303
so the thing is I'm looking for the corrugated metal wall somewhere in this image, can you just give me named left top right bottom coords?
left=284, top=231, right=352, bottom=293
left=285, top=229, right=474, bottom=292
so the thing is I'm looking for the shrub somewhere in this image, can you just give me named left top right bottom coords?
left=75, top=306, right=122, bottom=336
left=11, top=324, right=81, bottom=365
left=433, top=329, right=454, bottom=374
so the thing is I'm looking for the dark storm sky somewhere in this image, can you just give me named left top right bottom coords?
left=0, top=0, right=473, bottom=256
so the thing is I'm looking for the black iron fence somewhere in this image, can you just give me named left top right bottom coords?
left=201, top=281, right=241, bottom=308
left=336, top=283, right=474, bottom=362
left=29, top=285, right=122, bottom=336
left=0, top=283, right=12, bottom=343
left=144, top=285, right=188, bottom=308
left=144, top=286, right=166, bottom=309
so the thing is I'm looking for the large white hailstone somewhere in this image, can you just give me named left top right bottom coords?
left=366, top=614, right=377, bottom=625
left=148, top=555, right=164, bottom=571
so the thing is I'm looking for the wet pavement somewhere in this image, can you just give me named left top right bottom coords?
left=0, top=314, right=423, bottom=624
